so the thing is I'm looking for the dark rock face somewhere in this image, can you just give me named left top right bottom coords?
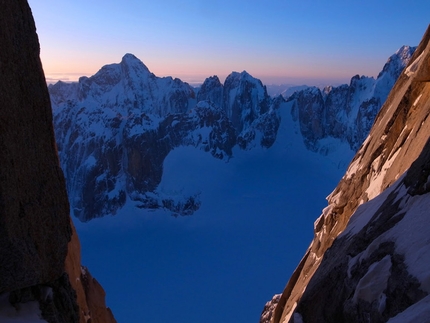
left=237, top=101, right=281, bottom=150
left=0, top=1, right=116, bottom=322
left=8, top=274, right=80, bottom=323
left=0, top=0, right=71, bottom=294
left=198, top=72, right=280, bottom=149
left=292, top=87, right=326, bottom=151
left=222, top=71, right=272, bottom=134
left=270, top=25, right=430, bottom=323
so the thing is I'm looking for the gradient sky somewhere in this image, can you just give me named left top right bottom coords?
left=28, top=0, right=429, bottom=85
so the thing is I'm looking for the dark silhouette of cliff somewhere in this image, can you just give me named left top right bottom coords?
left=0, top=1, right=116, bottom=322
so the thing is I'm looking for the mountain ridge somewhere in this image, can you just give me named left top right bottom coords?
left=267, top=24, right=430, bottom=323
left=50, top=45, right=413, bottom=222
left=286, top=45, right=416, bottom=152
left=50, top=61, right=281, bottom=221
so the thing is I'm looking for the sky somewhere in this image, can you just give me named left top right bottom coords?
left=28, top=0, right=429, bottom=86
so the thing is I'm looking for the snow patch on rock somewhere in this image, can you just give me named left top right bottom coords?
left=352, top=255, right=392, bottom=305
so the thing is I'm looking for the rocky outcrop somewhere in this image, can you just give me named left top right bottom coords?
left=0, top=1, right=115, bottom=322
left=222, top=71, right=272, bottom=134
left=196, top=75, right=223, bottom=104
left=65, top=220, right=117, bottom=323
left=287, top=45, right=415, bottom=152
left=270, top=25, right=430, bottom=323
left=260, top=294, right=281, bottom=323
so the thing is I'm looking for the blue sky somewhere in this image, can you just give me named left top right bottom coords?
left=29, top=0, right=429, bottom=85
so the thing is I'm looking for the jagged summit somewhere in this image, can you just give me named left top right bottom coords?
left=197, top=75, right=223, bottom=104
left=226, top=70, right=254, bottom=81
left=50, top=56, right=280, bottom=221
left=50, top=53, right=195, bottom=116
left=119, top=52, right=153, bottom=80
left=77, top=53, right=155, bottom=97
left=377, top=45, right=416, bottom=79
left=286, top=45, right=415, bottom=152
left=223, top=70, right=271, bottom=133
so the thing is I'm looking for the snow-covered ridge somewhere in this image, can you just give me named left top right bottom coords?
left=50, top=56, right=280, bottom=221
left=50, top=46, right=413, bottom=222
left=286, top=45, right=416, bottom=152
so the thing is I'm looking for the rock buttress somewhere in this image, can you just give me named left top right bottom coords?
left=0, top=1, right=116, bottom=322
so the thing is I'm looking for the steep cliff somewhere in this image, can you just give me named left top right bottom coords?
left=0, top=1, right=115, bottom=322
left=50, top=46, right=410, bottom=222
left=270, top=25, right=430, bottom=323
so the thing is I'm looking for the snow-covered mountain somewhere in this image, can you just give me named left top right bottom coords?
left=50, top=46, right=413, bottom=222
left=287, top=45, right=415, bottom=152
left=50, top=57, right=280, bottom=221
left=267, top=25, right=430, bottom=323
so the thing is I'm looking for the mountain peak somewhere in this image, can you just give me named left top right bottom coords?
left=224, top=70, right=265, bottom=91
left=201, top=75, right=222, bottom=87
left=227, top=70, right=253, bottom=81
left=377, top=45, right=416, bottom=79
left=120, top=53, right=151, bottom=76
left=122, top=52, right=139, bottom=61
left=121, top=53, right=149, bottom=69
left=396, top=45, right=416, bottom=61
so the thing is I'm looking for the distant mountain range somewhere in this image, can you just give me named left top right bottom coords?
left=286, top=45, right=415, bottom=152
left=49, top=46, right=415, bottom=222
